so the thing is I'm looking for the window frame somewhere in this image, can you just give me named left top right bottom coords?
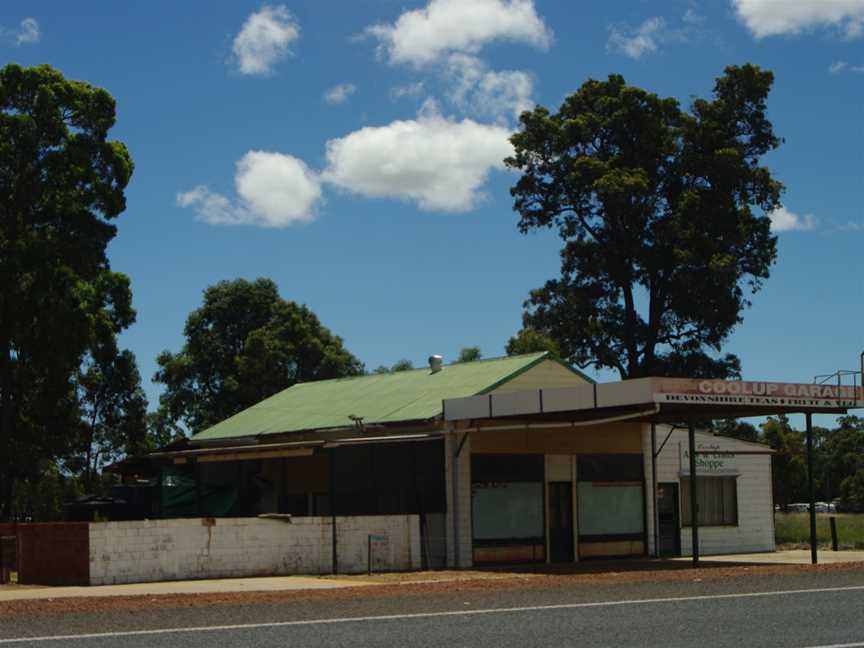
left=680, top=476, right=739, bottom=528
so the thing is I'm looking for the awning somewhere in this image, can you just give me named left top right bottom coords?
left=444, top=377, right=864, bottom=425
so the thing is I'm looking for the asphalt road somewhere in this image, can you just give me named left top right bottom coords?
left=3, top=569, right=864, bottom=647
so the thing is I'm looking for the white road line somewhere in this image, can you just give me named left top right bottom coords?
left=2, top=584, right=864, bottom=644
left=800, top=644, right=864, bottom=648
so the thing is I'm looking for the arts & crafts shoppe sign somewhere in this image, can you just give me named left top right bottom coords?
left=679, top=441, right=738, bottom=476
left=653, top=379, right=862, bottom=410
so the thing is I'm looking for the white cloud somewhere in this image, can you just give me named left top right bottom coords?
left=682, top=8, right=706, bottom=26
left=768, top=206, right=817, bottom=233
left=390, top=81, right=426, bottom=101
left=445, top=54, right=533, bottom=120
left=324, top=83, right=356, bottom=105
left=838, top=221, right=864, bottom=231
left=322, top=101, right=514, bottom=211
left=732, top=0, right=864, bottom=39
left=177, top=151, right=322, bottom=227
left=16, top=17, right=39, bottom=45
left=607, top=17, right=666, bottom=59
left=607, top=11, right=707, bottom=59
left=366, top=0, right=552, bottom=67
left=232, top=5, right=299, bottom=75
left=829, top=60, right=864, bottom=73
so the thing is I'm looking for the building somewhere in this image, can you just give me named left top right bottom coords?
left=141, top=352, right=785, bottom=571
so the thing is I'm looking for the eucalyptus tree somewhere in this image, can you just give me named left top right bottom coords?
left=0, top=64, right=134, bottom=517
left=507, top=65, right=783, bottom=379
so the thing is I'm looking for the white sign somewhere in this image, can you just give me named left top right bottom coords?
left=679, top=441, right=738, bottom=476
left=656, top=380, right=862, bottom=410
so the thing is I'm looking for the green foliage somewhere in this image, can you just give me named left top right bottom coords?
left=713, top=419, right=759, bottom=443
left=69, top=345, right=148, bottom=493
left=506, top=65, right=782, bottom=379
left=456, top=347, right=482, bottom=363
left=761, top=415, right=807, bottom=508
left=841, top=470, right=864, bottom=510
left=506, top=328, right=560, bottom=358
left=826, top=416, right=864, bottom=508
left=373, top=359, right=415, bottom=374
left=8, top=461, right=84, bottom=522
left=0, top=64, right=135, bottom=519
left=145, top=409, right=185, bottom=450
left=154, top=278, right=364, bottom=433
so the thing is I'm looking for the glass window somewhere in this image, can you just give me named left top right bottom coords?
left=681, top=477, right=738, bottom=526
left=577, top=482, right=644, bottom=537
left=472, top=482, right=544, bottom=541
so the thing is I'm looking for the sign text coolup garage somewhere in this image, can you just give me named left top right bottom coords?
left=657, top=380, right=861, bottom=410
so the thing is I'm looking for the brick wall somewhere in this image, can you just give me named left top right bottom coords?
left=89, top=515, right=421, bottom=586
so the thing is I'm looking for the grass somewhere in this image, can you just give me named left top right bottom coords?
left=775, top=512, right=864, bottom=549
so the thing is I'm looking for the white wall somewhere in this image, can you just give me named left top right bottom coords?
left=643, top=425, right=775, bottom=557
left=334, top=516, right=422, bottom=574
left=89, top=515, right=421, bottom=585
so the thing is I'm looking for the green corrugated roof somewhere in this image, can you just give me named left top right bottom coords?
left=193, top=352, right=554, bottom=441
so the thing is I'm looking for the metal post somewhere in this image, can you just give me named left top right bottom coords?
left=688, top=420, right=700, bottom=567
left=651, top=423, right=659, bottom=557
left=330, top=447, right=338, bottom=575
left=451, top=431, right=460, bottom=569
left=806, top=413, right=817, bottom=565
left=830, top=516, right=839, bottom=552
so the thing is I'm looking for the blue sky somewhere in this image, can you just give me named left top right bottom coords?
left=2, top=1, right=863, bottom=428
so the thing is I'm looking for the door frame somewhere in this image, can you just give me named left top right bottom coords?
left=657, top=481, right=681, bottom=557
left=548, top=481, right=575, bottom=563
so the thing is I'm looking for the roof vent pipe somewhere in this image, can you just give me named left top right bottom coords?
left=429, top=355, right=443, bottom=374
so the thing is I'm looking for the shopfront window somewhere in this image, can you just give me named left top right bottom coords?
left=576, top=454, right=645, bottom=556
left=577, top=482, right=644, bottom=537
left=680, top=477, right=738, bottom=526
left=471, top=454, right=545, bottom=563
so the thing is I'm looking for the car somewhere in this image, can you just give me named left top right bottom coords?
left=783, top=502, right=837, bottom=513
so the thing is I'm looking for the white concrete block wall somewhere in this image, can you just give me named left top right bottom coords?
left=334, top=515, right=421, bottom=574
left=445, top=430, right=473, bottom=568
left=679, top=453, right=775, bottom=556
left=645, top=426, right=775, bottom=557
left=89, top=515, right=420, bottom=585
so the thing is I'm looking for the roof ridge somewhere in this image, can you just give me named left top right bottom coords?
left=289, top=351, right=549, bottom=389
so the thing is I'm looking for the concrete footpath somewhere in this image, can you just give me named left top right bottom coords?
left=3, top=550, right=864, bottom=603
left=0, top=575, right=372, bottom=602
left=676, top=549, right=864, bottom=565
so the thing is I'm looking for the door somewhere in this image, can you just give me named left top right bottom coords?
left=657, top=482, right=681, bottom=557
left=548, top=482, right=574, bottom=563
